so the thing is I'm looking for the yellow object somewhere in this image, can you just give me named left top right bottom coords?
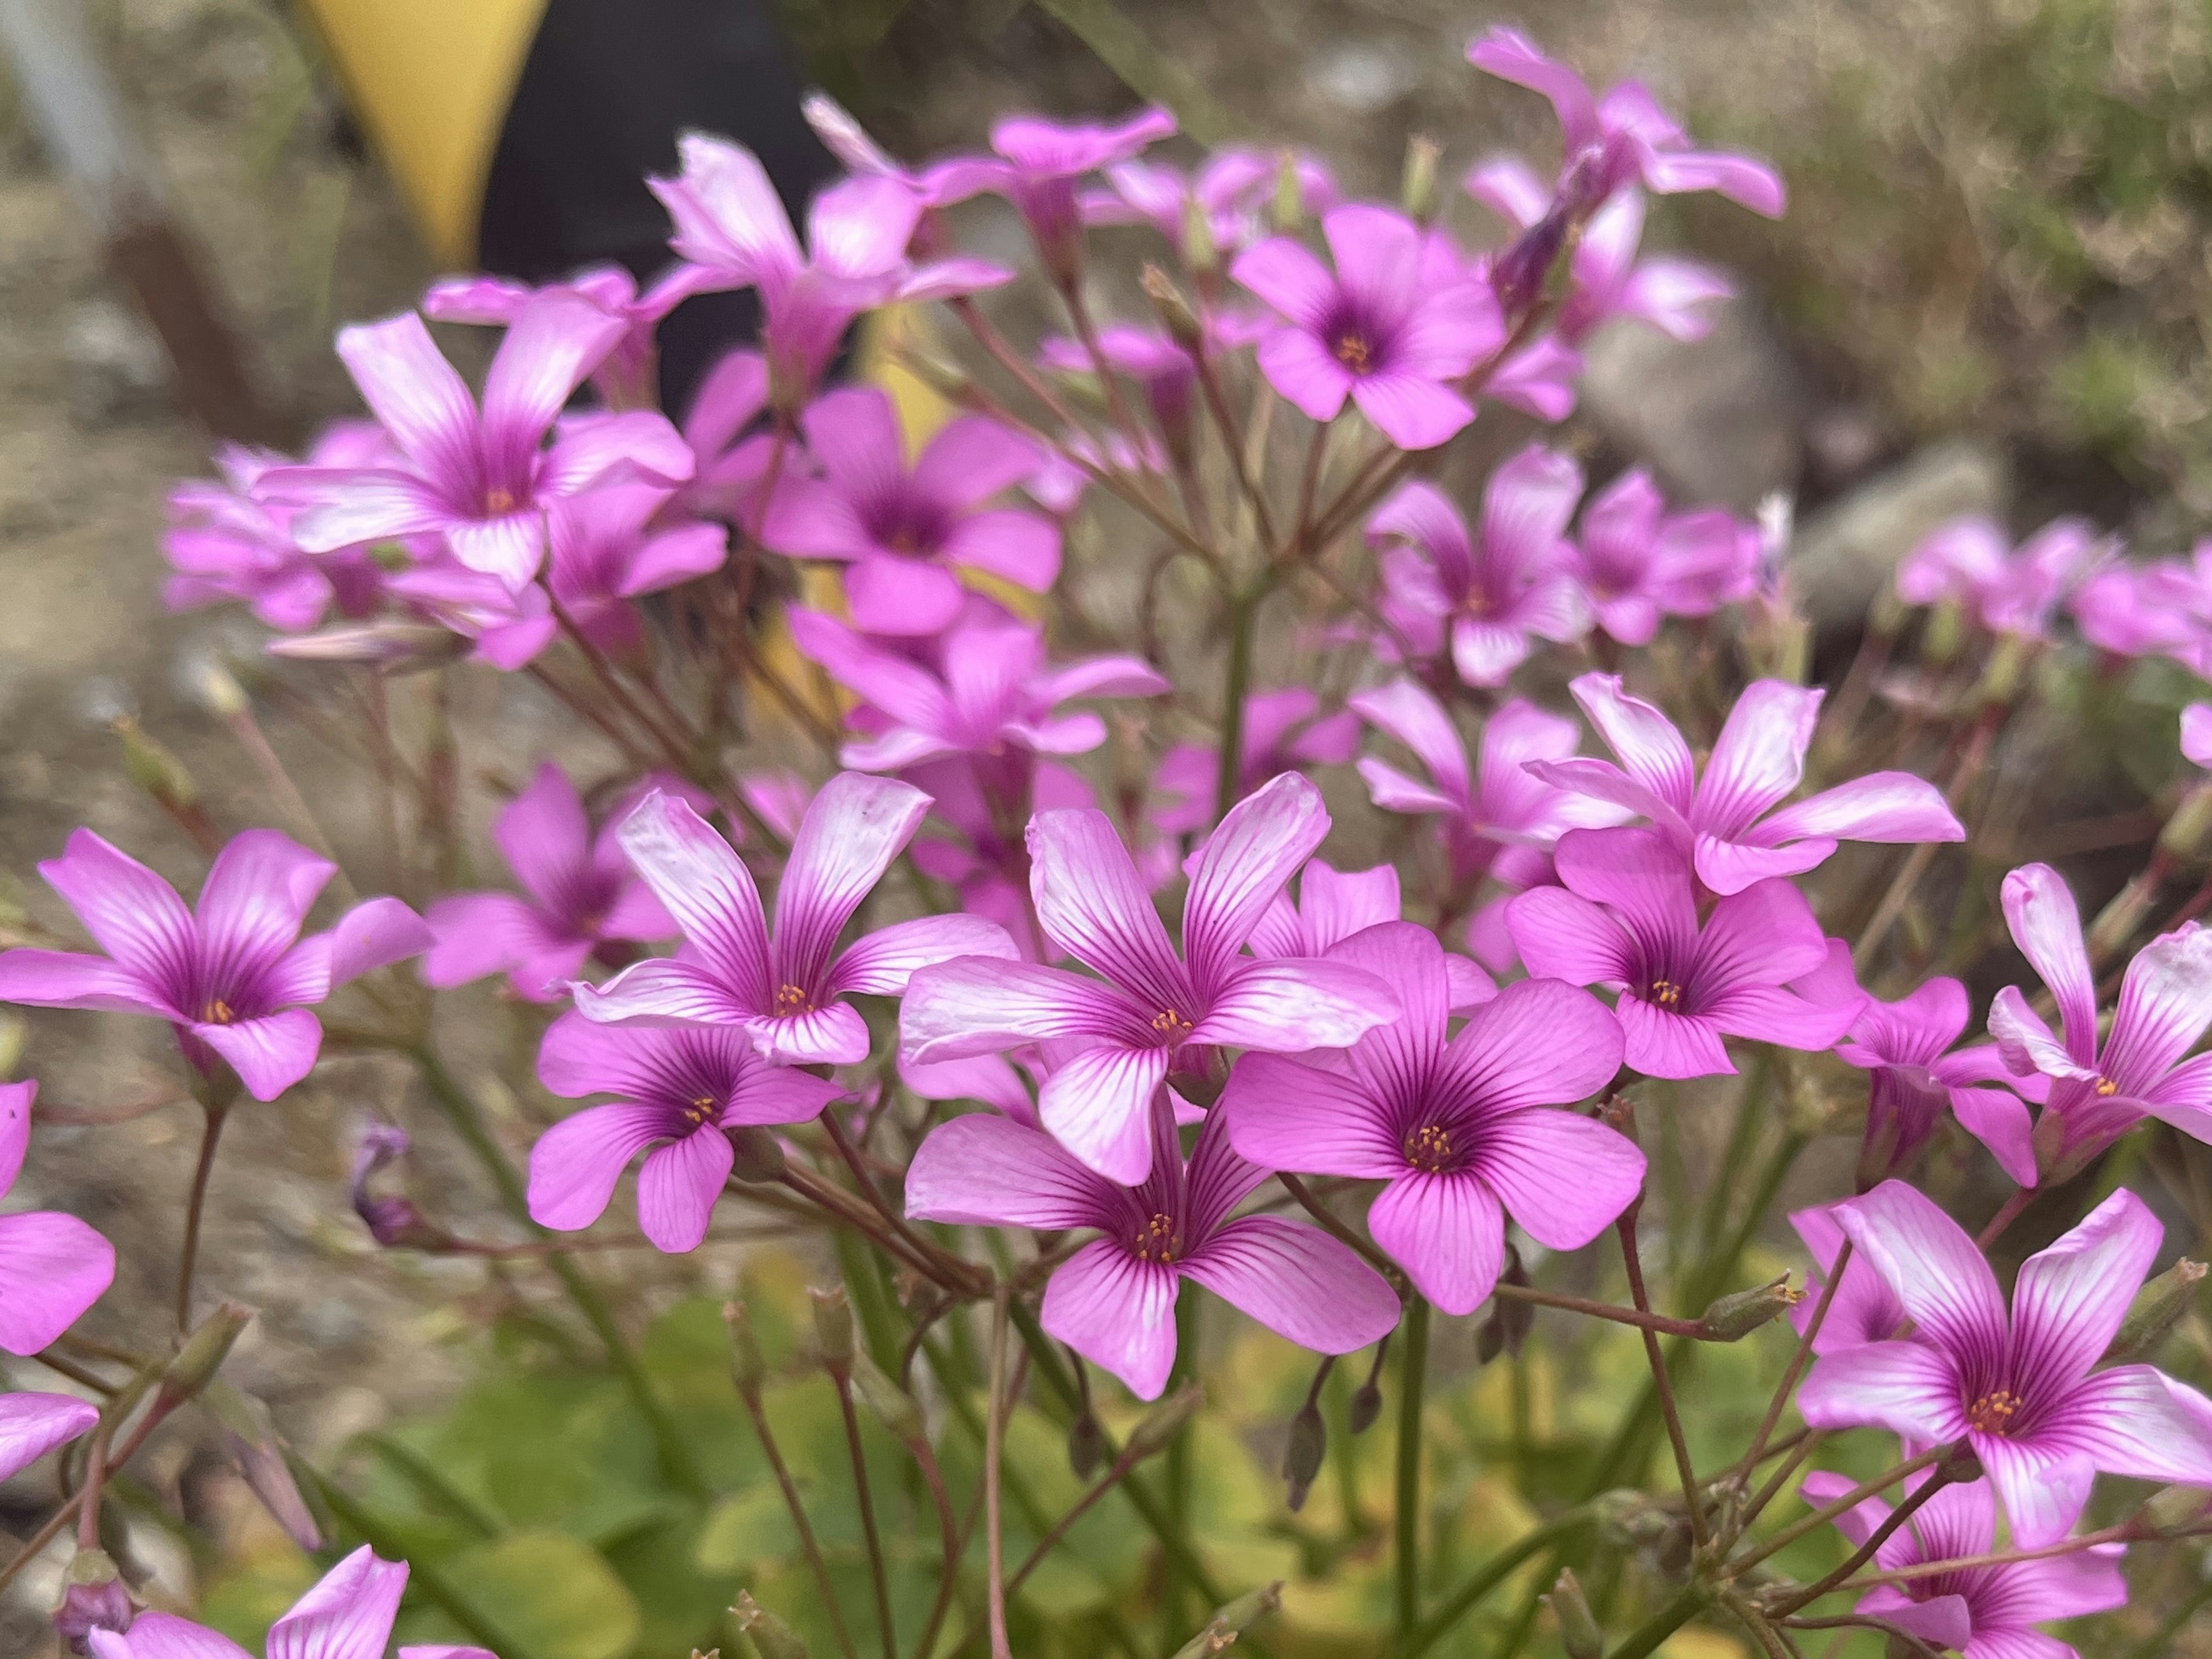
left=291, top=0, right=548, bottom=268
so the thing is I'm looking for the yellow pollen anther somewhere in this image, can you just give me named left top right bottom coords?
left=773, top=983, right=812, bottom=1016
left=1649, top=979, right=1684, bottom=1009
left=484, top=486, right=517, bottom=514
left=1967, top=1389, right=2024, bottom=1434
left=2095, top=1077, right=2119, bottom=1096
left=684, top=1093, right=718, bottom=1125
left=203, top=998, right=236, bottom=1025
left=1334, top=331, right=1372, bottom=373
left=1403, top=1124, right=1453, bottom=1173
left=1151, top=1008, right=1194, bottom=1043
left=1134, top=1212, right=1179, bottom=1263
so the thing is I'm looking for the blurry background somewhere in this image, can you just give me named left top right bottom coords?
left=1, top=0, right=2209, bottom=1651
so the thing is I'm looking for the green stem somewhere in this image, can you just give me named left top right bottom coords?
left=2120, top=1570, right=2212, bottom=1659
left=410, top=1044, right=710, bottom=1501
left=1607, top=1582, right=1711, bottom=1659
left=1213, top=584, right=1262, bottom=820
left=1393, top=1505, right=1593, bottom=1659
left=1395, top=1297, right=1431, bottom=1637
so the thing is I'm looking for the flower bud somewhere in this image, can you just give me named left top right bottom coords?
left=1282, top=1400, right=1325, bottom=1513
left=1271, top=151, right=1305, bottom=233
left=809, top=1286, right=854, bottom=1374
left=181, top=652, right=249, bottom=719
left=54, top=1550, right=134, bottom=1654
left=2163, top=786, right=2212, bottom=861
left=267, top=622, right=468, bottom=671
left=2143, top=1482, right=2212, bottom=1530
left=2105, top=1257, right=2206, bottom=1365
left=726, top=1126, right=786, bottom=1183
left=158, top=1302, right=253, bottom=1406
left=1179, top=196, right=1218, bottom=278
left=1400, top=135, right=1441, bottom=224
left=1067, top=1411, right=1109, bottom=1481
left=1142, top=264, right=1205, bottom=354
left=731, top=1592, right=809, bottom=1659
left=203, top=1382, right=321, bottom=1551
left=113, top=715, right=201, bottom=814
left=1490, top=206, right=1569, bottom=318
left=1696, top=1275, right=1801, bottom=1342
left=849, top=1351, right=926, bottom=1448
left=1543, top=1569, right=1600, bottom=1659
left=1347, top=1376, right=1383, bottom=1435
left=725, top=1301, right=767, bottom=1396
left=1125, top=1382, right=1204, bottom=1463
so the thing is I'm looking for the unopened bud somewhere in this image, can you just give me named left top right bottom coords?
left=809, top=1286, right=854, bottom=1373
left=1696, top=1275, right=1801, bottom=1342
left=2107, top=1257, right=2206, bottom=1364
left=850, top=1351, right=926, bottom=1446
left=2143, top=1482, right=2212, bottom=1530
left=731, top=1591, right=809, bottom=1659
left=1179, top=196, right=1218, bottom=276
left=1125, top=1382, right=1204, bottom=1463
left=113, top=716, right=199, bottom=811
left=1399, top=135, right=1441, bottom=223
left=158, top=1302, right=253, bottom=1405
left=54, top=1550, right=134, bottom=1654
left=1141, top=264, right=1204, bottom=353
left=1067, top=1411, right=1108, bottom=1480
left=1491, top=207, right=1569, bottom=317
left=1282, top=1401, right=1325, bottom=1512
left=1974, top=634, right=2030, bottom=710
left=267, top=622, right=467, bottom=671
left=1271, top=152, right=1304, bottom=233
left=725, top=1301, right=767, bottom=1395
left=2161, top=785, right=2212, bottom=861
left=1169, top=1582, right=1283, bottom=1659
left=726, top=1125, right=786, bottom=1183
left=203, top=1383, right=320, bottom=1550
left=1543, top=1569, right=1600, bottom=1659
left=1347, top=1377, right=1383, bottom=1435
left=181, top=653, right=249, bottom=719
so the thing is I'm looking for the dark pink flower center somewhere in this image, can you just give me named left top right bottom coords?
left=1402, top=1123, right=1456, bottom=1174
left=866, top=493, right=952, bottom=559
left=1319, top=300, right=1396, bottom=380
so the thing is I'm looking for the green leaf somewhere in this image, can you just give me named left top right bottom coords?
left=694, top=1483, right=801, bottom=1575
left=448, top=1531, right=642, bottom=1659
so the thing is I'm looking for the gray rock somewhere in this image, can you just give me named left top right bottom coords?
left=1790, top=440, right=2008, bottom=629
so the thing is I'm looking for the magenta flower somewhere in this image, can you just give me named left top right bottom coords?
left=1466, top=164, right=1730, bottom=348
left=575, top=775, right=1017, bottom=1063
left=2069, top=557, right=2202, bottom=662
left=0, top=1390, right=99, bottom=1484
left=908, top=1096, right=1397, bottom=1398
left=529, top=1013, right=844, bottom=1251
left=544, top=486, right=728, bottom=660
left=0, top=1080, right=113, bottom=1353
left=380, top=557, right=557, bottom=670
left=926, top=108, right=1177, bottom=281
left=1232, top=205, right=1506, bottom=451
left=790, top=607, right=1166, bottom=773
left=900, top=772, right=1403, bottom=1181
left=1225, top=924, right=1636, bottom=1314
left=1080, top=149, right=1338, bottom=258
left=267, top=295, right=692, bottom=589
left=1465, top=28, right=1785, bottom=218
left=164, top=425, right=391, bottom=632
left=1152, top=688, right=1358, bottom=839
left=1788, top=1204, right=1905, bottom=1355
left=1798, top=1180, right=2212, bottom=1547
left=1350, top=678, right=1627, bottom=890
left=423, top=263, right=685, bottom=410
left=1039, top=325, right=1198, bottom=453
left=1245, top=858, right=1497, bottom=1007
left=424, top=764, right=695, bottom=1002
left=669, top=347, right=779, bottom=524
left=1987, top=863, right=2212, bottom=1180
left=86, top=1543, right=488, bottom=1659
left=1797, top=1467, right=2127, bottom=1659
left=0, top=830, right=430, bottom=1100
left=1896, top=516, right=2101, bottom=640
left=1565, top=469, right=1759, bottom=646
left=1508, top=827, right=1861, bottom=1078
left=764, top=388, right=1058, bottom=634
left=1793, top=941, right=2043, bottom=1190
left=1532, top=672, right=1964, bottom=895
left=1367, top=449, right=1589, bottom=683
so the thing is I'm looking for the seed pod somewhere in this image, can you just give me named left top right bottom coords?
left=1142, top=264, right=1204, bottom=353
left=1067, top=1411, right=1109, bottom=1481
left=1400, top=135, right=1441, bottom=223
left=726, top=1125, right=786, bottom=1183
left=2107, top=1257, right=2206, bottom=1365
left=809, top=1286, right=854, bottom=1374
left=724, top=1301, right=767, bottom=1396
left=1544, top=1569, right=1601, bottom=1659
left=158, top=1302, right=253, bottom=1406
left=1282, top=1400, right=1326, bottom=1512
left=1271, top=151, right=1304, bottom=233
left=731, top=1592, right=809, bottom=1659
left=1125, top=1382, right=1204, bottom=1463
left=1696, top=1275, right=1801, bottom=1342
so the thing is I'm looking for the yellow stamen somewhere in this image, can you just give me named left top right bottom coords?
left=1151, top=1008, right=1194, bottom=1043
left=1403, top=1124, right=1453, bottom=1173
left=1967, top=1389, right=2024, bottom=1434
left=1134, top=1213, right=1179, bottom=1263
left=773, top=983, right=812, bottom=1016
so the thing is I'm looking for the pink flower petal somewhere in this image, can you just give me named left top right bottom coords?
left=196, top=1009, right=324, bottom=1101
left=0, top=1210, right=113, bottom=1353
left=528, top=1101, right=671, bottom=1232
left=830, top=914, right=1020, bottom=996
left=0, top=1391, right=97, bottom=1483
left=1369, top=1171, right=1503, bottom=1315
left=1039, top=1043, right=1171, bottom=1184
left=1183, top=1215, right=1401, bottom=1350
left=266, top=1544, right=408, bottom=1659
left=615, top=791, right=772, bottom=1006
left=907, top=1112, right=1118, bottom=1229
left=1042, top=1238, right=1181, bottom=1400
left=637, top=1127, right=735, bottom=1251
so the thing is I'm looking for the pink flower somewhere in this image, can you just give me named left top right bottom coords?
left=423, top=764, right=693, bottom=1002
left=1897, top=516, right=2102, bottom=640
left=900, top=772, right=1403, bottom=1182
left=1792, top=941, right=2044, bottom=1190
left=266, top=296, right=692, bottom=589
left=1152, top=688, right=1358, bottom=839
left=1798, top=1180, right=2212, bottom=1547
left=669, top=347, right=779, bottom=524
left=1532, top=673, right=1964, bottom=895
left=540, top=486, right=729, bottom=660
left=1350, top=678, right=1627, bottom=891
left=423, top=263, right=684, bottom=410
left=0, top=830, right=430, bottom=1100
left=1507, top=827, right=1861, bottom=1078
left=1788, top=1203, right=1906, bottom=1354
left=574, top=775, right=1018, bottom=1064
left=86, top=1543, right=490, bottom=1659
left=1080, top=148, right=1339, bottom=257
left=1797, top=1467, right=2127, bottom=1659
left=926, top=108, right=1178, bottom=280
left=1465, top=28, right=1785, bottom=218
left=791, top=607, right=1166, bottom=773
left=2069, top=556, right=2202, bottom=661
left=380, top=558, right=557, bottom=670
left=1366, top=449, right=1589, bottom=683
left=1987, top=863, right=2212, bottom=1180
left=1245, top=858, right=1498, bottom=1007
left=907, top=1094, right=1397, bottom=1399
left=529, top=1013, right=845, bottom=1251
left=1232, top=205, right=1506, bottom=450
left=1039, top=325, right=1198, bottom=452
left=0, top=1080, right=113, bottom=1353
left=0, top=1390, right=99, bottom=1484
left=1225, top=923, right=1636, bottom=1314
left=764, top=388, right=1058, bottom=634
left=1565, top=469, right=1759, bottom=645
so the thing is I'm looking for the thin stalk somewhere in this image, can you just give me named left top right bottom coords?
left=175, top=1100, right=230, bottom=1332
left=908, top=1440, right=981, bottom=1659
left=1191, top=350, right=1276, bottom=547
left=1606, top=1582, right=1711, bottom=1659
left=738, top=1385, right=862, bottom=1659
left=984, top=1288, right=1014, bottom=1659
left=224, top=704, right=357, bottom=905
left=834, top=1372, right=898, bottom=1659
left=1729, top=1446, right=1950, bottom=1577
left=1394, top=1296, right=1431, bottom=1637
left=1618, top=1209, right=1705, bottom=1547
left=1826, top=1514, right=2152, bottom=1591
left=1772, top=1464, right=1958, bottom=1614
left=1739, top=1431, right=1827, bottom=1541
left=31, top=1347, right=119, bottom=1394
left=1213, top=582, right=1262, bottom=820
left=820, top=1106, right=977, bottom=1290
left=1490, top=1279, right=1711, bottom=1338
left=1393, top=1504, right=1593, bottom=1659
left=1977, top=1187, right=2033, bottom=1249
left=1007, top=1444, right=1144, bottom=1595
left=1734, top=1241, right=1851, bottom=1517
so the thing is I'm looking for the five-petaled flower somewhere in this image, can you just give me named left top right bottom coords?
left=907, top=1093, right=1398, bottom=1399
left=0, top=830, right=431, bottom=1101
left=1225, top=923, right=1637, bottom=1313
